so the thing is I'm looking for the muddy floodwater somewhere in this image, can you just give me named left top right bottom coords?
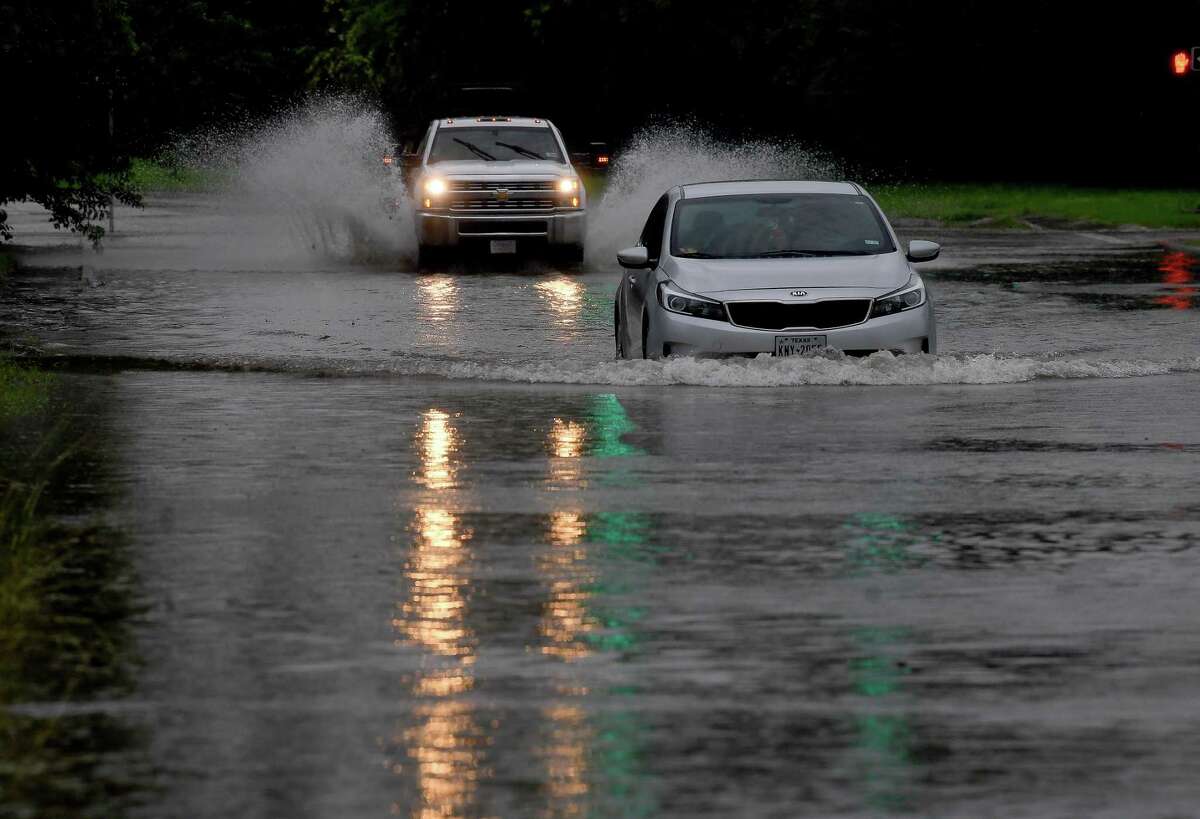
left=1, top=193, right=1199, bottom=818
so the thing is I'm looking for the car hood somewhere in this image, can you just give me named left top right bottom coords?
left=426, top=160, right=572, bottom=177
left=665, top=253, right=911, bottom=297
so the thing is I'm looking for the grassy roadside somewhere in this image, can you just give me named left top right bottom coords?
left=0, top=357, right=142, bottom=814
left=581, top=173, right=1200, bottom=230
left=127, top=157, right=224, bottom=192
left=872, top=184, right=1200, bottom=229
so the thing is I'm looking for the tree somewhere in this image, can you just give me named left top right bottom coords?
left=0, top=0, right=142, bottom=244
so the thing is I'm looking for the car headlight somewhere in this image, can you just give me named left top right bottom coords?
left=557, top=177, right=579, bottom=193
left=870, top=278, right=925, bottom=319
left=423, top=178, right=447, bottom=195
left=658, top=281, right=727, bottom=322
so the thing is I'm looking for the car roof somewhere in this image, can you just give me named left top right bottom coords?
left=434, top=117, right=554, bottom=129
left=679, top=180, right=862, bottom=198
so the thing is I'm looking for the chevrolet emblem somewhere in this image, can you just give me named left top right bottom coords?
left=495, top=189, right=509, bottom=201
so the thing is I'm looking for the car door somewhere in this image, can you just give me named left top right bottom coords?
left=623, top=194, right=669, bottom=353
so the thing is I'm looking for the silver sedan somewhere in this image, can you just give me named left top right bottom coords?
left=614, top=180, right=939, bottom=359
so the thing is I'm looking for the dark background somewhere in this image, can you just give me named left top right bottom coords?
left=4, top=0, right=1200, bottom=191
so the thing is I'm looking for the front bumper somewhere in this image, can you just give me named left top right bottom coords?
left=417, top=210, right=586, bottom=247
left=650, top=300, right=936, bottom=356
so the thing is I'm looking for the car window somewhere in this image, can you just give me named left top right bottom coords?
left=640, top=195, right=669, bottom=262
left=428, top=127, right=564, bottom=163
left=671, top=193, right=895, bottom=258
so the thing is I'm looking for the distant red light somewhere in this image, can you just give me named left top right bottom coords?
left=596, top=155, right=610, bottom=165
left=382, top=155, right=394, bottom=166
left=1173, top=51, right=1189, bottom=75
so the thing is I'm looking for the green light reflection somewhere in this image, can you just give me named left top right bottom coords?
left=844, top=514, right=920, bottom=813
left=537, top=392, right=656, bottom=817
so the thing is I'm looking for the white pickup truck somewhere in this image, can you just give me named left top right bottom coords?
left=405, top=116, right=586, bottom=264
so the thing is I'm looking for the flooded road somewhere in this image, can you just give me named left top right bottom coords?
left=2, top=191, right=1199, bottom=818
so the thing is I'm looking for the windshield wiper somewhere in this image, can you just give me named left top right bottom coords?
left=453, top=138, right=496, bottom=161
left=675, top=251, right=724, bottom=259
left=494, top=141, right=546, bottom=161
left=752, top=249, right=873, bottom=258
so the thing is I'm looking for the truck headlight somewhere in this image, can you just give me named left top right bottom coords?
left=557, top=177, right=579, bottom=193
left=658, top=281, right=727, bottom=322
left=423, top=178, right=447, bottom=195
left=870, top=278, right=925, bottom=319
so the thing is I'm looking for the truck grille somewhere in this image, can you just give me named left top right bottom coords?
left=449, top=198, right=557, bottom=211
left=457, top=220, right=548, bottom=235
left=725, top=299, right=872, bottom=330
left=449, top=180, right=558, bottom=192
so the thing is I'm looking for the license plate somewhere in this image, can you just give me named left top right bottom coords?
left=774, top=334, right=828, bottom=357
left=489, top=239, right=517, bottom=255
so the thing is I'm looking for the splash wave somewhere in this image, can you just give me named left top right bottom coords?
left=35, top=351, right=1200, bottom=387
left=585, top=122, right=839, bottom=264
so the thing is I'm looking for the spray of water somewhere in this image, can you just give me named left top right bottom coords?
left=160, top=109, right=838, bottom=269
left=168, top=94, right=414, bottom=266
left=585, top=122, right=840, bottom=264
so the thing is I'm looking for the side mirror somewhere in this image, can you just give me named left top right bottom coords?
left=906, top=240, right=941, bottom=263
left=617, top=246, right=650, bottom=269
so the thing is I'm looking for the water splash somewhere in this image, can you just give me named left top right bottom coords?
left=169, top=95, right=413, bottom=265
left=66, top=351, right=1200, bottom=387
left=585, top=122, right=840, bottom=264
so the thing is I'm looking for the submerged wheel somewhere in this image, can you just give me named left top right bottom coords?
left=417, top=244, right=444, bottom=269
left=614, top=302, right=625, bottom=359
left=557, top=243, right=585, bottom=266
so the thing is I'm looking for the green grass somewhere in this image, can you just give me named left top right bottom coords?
left=581, top=174, right=1200, bottom=229
left=127, top=157, right=223, bottom=192
left=0, top=360, right=143, bottom=816
left=0, top=359, right=52, bottom=418
left=872, top=184, right=1200, bottom=229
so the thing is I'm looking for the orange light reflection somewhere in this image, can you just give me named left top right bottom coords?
left=417, top=276, right=459, bottom=325
left=539, top=419, right=595, bottom=817
left=535, top=278, right=585, bottom=328
left=393, top=408, right=481, bottom=819
left=548, top=419, right=587, bottom=487
left=416, top=409, right=458, bottom=490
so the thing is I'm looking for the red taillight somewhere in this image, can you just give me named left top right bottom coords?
left=1173, top=51, right=1189, bottom=75
left=596, top=155, right=610, bottom=165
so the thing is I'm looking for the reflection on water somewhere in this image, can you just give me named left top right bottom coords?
left=843, top=513, right=928, bottom=575
left=391, top=396, right=655, bottom=817
left=534, top=278, right=585, bottom=329
left=852, top=626, right=914, bottom=813
left=536, top=395, right=659, bottom=818
left=414, top=408, right=458, bottom=491
left=547, top=418, right=587, bottom=488
left=416, top=276, right=460, bottom=324
left=1157, top=250, right=1197, bottom=311
left=588, top=394, right=643, bottom=460
left=843, top=514, right=919, bottom=812
left=541, top=510, right=595, bottom=663
left=393, top=409, right=482, bottom=819
left=540, top=413, right=596, bottom=817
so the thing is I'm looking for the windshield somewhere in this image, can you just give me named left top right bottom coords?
left=428, top=127, right=564, bottom=163
left=670, top=193, right=895, bottom=259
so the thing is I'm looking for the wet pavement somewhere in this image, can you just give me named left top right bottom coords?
left=1, top=193, right=1199, bottom=818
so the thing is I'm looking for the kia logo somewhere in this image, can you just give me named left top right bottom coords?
left=789, top=290, right=808, bottom=297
